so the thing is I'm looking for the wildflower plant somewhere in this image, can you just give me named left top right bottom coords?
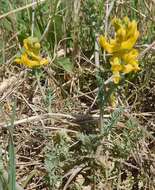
left=15, top=37, right=49, bottom=68
left=99, top=17, right=140, bottom=84
left=96, top=16, right=141, bottom=130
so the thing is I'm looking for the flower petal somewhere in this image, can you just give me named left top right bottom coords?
left=112, top=72, right=121, bottom=84
left=99, top=35, right=113, bottom=53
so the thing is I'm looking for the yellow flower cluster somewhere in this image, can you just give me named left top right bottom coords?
left=99, top=17, right=140, bottom=84
left=15, top=37, right=48, bottom=68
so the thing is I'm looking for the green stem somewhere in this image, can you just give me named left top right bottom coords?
left=35, top=69, right=46, bottom=104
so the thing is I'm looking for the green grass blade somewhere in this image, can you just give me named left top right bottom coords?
left=8, top=102, right=16, bottom=190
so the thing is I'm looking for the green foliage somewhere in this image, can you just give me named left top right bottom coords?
left=0, top=102, right=16, bottom=190
left=44, top=110, right=144, bottom=189
left=0, top=147, right=7, bottom=190
left=44, top=131, right=73, bottom=188
left=102, top=107, right=124, bottom=135
left=80, top=0, right=104, bottom=51
left=8, top=102, right=16, bottom=190
left=57, top=57, right=73, bottom=73
left=78, top=133, right=101, bottom=155
left=112, top=118, right=143, bottom=159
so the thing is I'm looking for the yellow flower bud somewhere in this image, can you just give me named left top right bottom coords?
left=123, top=64, right=134, bottom=74
left=110, top=57, right=123, bottom=72
left=130, top=60, right=140, bottom=72
left=122, top=49, right=139, bottom=64
left=98, top=35, right=113, bottom=53
left=111, top=17, right=122, bottom=31
left=116, top=28, right=126, bottom=42
left=112, top=71, right=121, bottom=84
left=34, top=42, right=41, bottom=49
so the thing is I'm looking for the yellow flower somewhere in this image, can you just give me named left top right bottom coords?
left=110, top=57, right=123, bottom=72
left=123, top=64, right=134, bottom=74
left=111, top=17, right=122, bottom=31
left=120, top=31, right=139, bottom=51
left=99, top=17, right=139, bottom=54
left=15, top=37, right=48, bottom=68
left=99, top=16, right=140, bottom=84
left=116, top=28, right=126, bottom=42
left=130, top=60, right=140, bottom=72
left=17, top=53, right=48, bottom=68
left=23, top=37, right=40, bottom=54
left=122, top=49, right=140, bottom=73
left=99, top=35, right=113, bottom=53
left=122, top=49, right=139, bottom=64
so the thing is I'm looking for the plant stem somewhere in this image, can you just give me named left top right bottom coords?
left=31, top=0, right=35, bottom=37
left=35, top=70, right=46, bottom=104
left=95, top=34, right=104, bottom=131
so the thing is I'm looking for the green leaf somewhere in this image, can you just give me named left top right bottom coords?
left=57, top=57, right=73, bottom=73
